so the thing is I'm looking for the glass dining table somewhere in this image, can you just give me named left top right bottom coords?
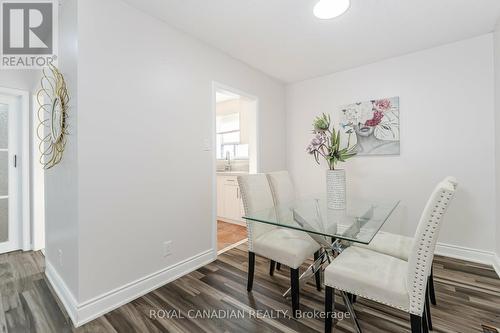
left=242, top=195, right=400, bottom=332
left=243, top=195, right=400, bottom=245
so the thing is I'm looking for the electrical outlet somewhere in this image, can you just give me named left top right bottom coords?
left=163, top=241, right=172, bottom=257
left=58, top=249, right=63, bottom=266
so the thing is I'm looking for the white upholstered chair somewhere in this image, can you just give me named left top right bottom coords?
left=238, top=174, right=321, bottom=317
left=324, top=178, right=457, bottom=333
left=266, top=170, right=296, bottom=205
left=266, top=170, right=322, bottom=291
left=354, top=177, right=458, bottom=329
left=267, top=170, right=337, bottom=246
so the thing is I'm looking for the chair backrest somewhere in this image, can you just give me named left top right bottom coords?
left=443, top=176, right=458, bottom=188
left=238, top=174, right=277, bottom=251
left=407, top=177, right=457, bottom=316
left=266, top=171, right=295, bottom=206
left=267, top=170, right=329, bottom=247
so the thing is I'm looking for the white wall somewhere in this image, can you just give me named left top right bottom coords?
left=44, top=0, right=80, bottom=299
left=286, top=35, right=496, bottom=254
left=45, top=0, right=285, bottom=320
left=494, top=24, right=500, bottom=261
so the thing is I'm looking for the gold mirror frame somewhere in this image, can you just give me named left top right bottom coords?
left=37, top=64, right=70, bottom=169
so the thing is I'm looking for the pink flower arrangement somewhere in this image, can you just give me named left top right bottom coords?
left=306, top=113, right=357, bottom=170
left=306, top=133, right=327, bottom=154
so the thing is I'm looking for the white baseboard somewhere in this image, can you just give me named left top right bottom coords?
left=435, top=242, right=500, bottom=278
left=45, top=260, right=79, bottom=325
left=493, top=254, right=500, bottom=279
left=46, top=249, right=216, bottom=328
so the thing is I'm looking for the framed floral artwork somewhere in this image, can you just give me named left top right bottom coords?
left=339, top=96, right=400, bottom=156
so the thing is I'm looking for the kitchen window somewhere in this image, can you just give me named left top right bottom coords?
left=216, top=113, right=249, bottom=160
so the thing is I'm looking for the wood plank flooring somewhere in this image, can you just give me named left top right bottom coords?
left=217, top=221, right=247, bottom=252
left=0, top=244, right=499, bottom=332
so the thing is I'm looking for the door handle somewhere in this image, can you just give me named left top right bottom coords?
left=13, top=155, right=17, bottom=168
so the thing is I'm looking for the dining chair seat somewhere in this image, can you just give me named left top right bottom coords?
left=254, top=228, right=320, bottom=270
left=356, top=232, right=436, bottom=307
left=324, top=246, right=410, bottom=311
left=357, top=231, right=439, bottom=316
left=357, top=231, right=412, bottom=261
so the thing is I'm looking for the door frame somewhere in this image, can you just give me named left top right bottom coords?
left=0, top=87, right=31, bottom=252
left=210, top=81, right=260, bottom=256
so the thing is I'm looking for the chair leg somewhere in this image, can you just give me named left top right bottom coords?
left=276, top=263, right=281, bottom=270
left=429, top=267, right=437, bottom=306
left=314, top=251, right=322, bottom=291
left=423, top=309, right=429, bottom=333
left=325, top=286, right=335, bottom=333
left=425, top=287, right=433, bottom=330
left=410, top=314, right=423, bottom=333
left=347, top=293, right=357, bottom=304
left=291, top=268, right=300, bottom=318
left=270, top=260, right=276, bottom=276
left=247, top=252, right=255, bottom=292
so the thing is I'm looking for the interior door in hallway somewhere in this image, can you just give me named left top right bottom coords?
left=0, top=95, right=21, bottom=253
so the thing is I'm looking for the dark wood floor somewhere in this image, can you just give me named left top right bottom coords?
left=0, top=244, right=499, bottom=333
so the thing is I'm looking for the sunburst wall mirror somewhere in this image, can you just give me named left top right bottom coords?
left=37, top=64, right=70, bottom=169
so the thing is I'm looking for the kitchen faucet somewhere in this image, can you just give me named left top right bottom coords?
left=224, top=151, right=232, bottom=171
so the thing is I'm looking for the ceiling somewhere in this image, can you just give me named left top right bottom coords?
left=123, top=0, right=500, bottom=83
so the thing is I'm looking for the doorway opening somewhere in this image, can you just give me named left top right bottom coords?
left=0, top=88, right=30, bottom=254
left=212, top=83, right=258, bottom=255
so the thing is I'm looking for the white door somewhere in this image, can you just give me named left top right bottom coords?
left=0, top=95, right=20, bottom=253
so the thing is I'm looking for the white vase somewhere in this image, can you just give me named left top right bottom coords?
left=326, top=169, right=346, bottom=210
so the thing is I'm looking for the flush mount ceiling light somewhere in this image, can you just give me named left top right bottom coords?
left=313, top=0, right=350, bottom=19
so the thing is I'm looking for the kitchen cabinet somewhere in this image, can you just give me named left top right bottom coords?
left=216, top=175, right=245, bottom=224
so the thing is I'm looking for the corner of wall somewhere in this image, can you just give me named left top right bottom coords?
left=495, top=18, right=500, bottom=265
left=43, top=0, right=80, bottom=322
left=44, top=259, right=79, bottom=325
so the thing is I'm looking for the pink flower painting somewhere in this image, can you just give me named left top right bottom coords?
left=339, top=96, right=400, bottom=156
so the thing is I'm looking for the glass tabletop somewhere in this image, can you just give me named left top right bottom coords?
left=242, top=196, right=400, bottom=245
